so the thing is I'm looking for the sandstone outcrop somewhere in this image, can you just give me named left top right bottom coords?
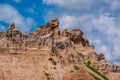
left=62, top=28, right=89, bottom=48
left=0, top=18, right=120, bottom=80
left=106, top=64, right=120, bottom=72
left=29, top=18, right=60, bottom=38
left=97, top=53, right=105, bottom=61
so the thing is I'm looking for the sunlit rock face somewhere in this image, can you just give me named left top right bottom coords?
left=0, top=18, right=120, bottom=80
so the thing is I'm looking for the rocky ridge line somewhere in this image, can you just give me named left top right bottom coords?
left=0, top=18, right=120, bottom=80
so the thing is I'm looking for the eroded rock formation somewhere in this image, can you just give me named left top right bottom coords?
left=0, top=18, right=120, bottom=80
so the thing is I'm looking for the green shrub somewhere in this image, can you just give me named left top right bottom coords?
left=74, top=65, right=80, bottom=70
left=44, top=72, right=50, bottom=80
left=48, top=58, right=57, bottom=65
left=48, top=58, right=53, bottom=61
left=85, top=63, right=109, bottom=80
left=87, top=61, right=91, bottom=65
left=44, top=72, right=50, bottom=77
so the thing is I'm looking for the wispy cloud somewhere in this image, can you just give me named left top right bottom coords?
left=59, top=14, right=120, bottom=64
left=0, top=4, right=35, bottom=33
left=110, top=0, right=120, bottom=10
left=0, top=24, right=6, bottom=31
left=43, top=0, right=120, bottom=11
left=26, top=4, right=38, bottom=15
left=27, top=8, right=35, bottom=14
left=43, top=0, right=94, bottom=10
left=59, top=15, right=79, bottom=31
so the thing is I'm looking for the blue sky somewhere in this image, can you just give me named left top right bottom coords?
left=0, top=0, right=120, bottom=64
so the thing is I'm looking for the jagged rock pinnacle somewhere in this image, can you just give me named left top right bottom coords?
left=51, top=18, right=59, bottom=29
left=9, top=22, right=15, bottom=30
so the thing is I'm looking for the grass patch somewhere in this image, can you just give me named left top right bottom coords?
left=87, top=60, right=91, bottom=65
left=74, top=65, right=80, bottom=70
left=44, top=72, right=50, bottom=80
left=44, top=72, right=50, bottom=77
left=85, top=63, right=109, bottom=80
left=89, top=73, right=101, bottom=80
left=48, top=58, right=57, bottom=65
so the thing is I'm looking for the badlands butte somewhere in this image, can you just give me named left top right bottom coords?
left=0, top=18, right=120, bottom=80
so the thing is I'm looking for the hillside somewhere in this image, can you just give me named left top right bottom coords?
left=0, top=18, right=120, bottom=80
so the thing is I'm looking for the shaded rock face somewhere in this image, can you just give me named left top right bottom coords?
left=0, top=18, right=120, bottom=80
left=106, top=64, right=120, bottom=72
left=54, top=39, right=74, bottom=51
left=62, top=29, right=69, bottom=37
left=62, top=29, right=83, bottom=43
left=69, top=29, right=83, bottom=43
left=62, top=29, right=89, bottom=47
left=97, top=53, right=105, bottom=61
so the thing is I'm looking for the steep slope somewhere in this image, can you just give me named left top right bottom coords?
left=0, top=18, right=120, bottom=80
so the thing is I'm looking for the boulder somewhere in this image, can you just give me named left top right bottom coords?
left=51, top=18, right=59, bottom=29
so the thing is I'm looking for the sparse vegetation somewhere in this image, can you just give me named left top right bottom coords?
left=87, top=60, right=91, bottom=65
left=85, top=63, right=109, bottom=80
left=44, top=72, right=50, bottom=80
left=53, top=67, right=56, bottom=69
left=70, top=70, right=74, bottom=73
left=44, top=72, right=50, bottom=77
left=74, top=65, right=80, bottom=70
left=48, top=58, right=57, bottom=65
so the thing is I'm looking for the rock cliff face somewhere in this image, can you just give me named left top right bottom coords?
left=0, top=18, right=120, bottom=80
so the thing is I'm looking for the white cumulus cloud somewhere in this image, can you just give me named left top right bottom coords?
left=59, top=14, right=120, bottom=64
left=43, top=0, right=120, bottom=11
left=0, top=4, right=35, bottom=33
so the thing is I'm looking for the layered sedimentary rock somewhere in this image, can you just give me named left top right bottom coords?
left=62, top=28, right=89, bottom=46
left=0, top=18, right=120, bottom=80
